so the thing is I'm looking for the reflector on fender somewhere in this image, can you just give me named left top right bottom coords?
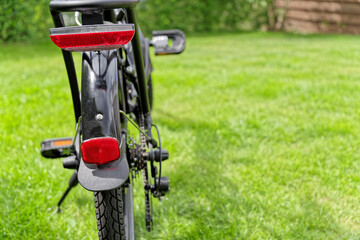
left=50, top=24, right=135, bottom=52
left=81, top=137, right=120, bottom=165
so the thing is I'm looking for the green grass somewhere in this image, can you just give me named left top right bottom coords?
left=2, top=32, right=360, bottom=239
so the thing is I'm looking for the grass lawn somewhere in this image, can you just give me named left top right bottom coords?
left=1, top=32, right=360, bottom=239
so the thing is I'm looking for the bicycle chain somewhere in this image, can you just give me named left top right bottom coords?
left=139, top=116, right=152, bottom=232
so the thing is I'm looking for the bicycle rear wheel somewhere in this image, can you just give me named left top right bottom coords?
left=80, top=50, right=134, bottom=240
left=94, top=186, right=134, bottom=240
left=95, top=188, right=126, bottom=239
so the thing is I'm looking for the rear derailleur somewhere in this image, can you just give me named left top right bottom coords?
left=125, top=112, right=170, bottom=231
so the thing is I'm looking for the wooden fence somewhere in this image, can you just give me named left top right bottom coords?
left=274, top=0, right=360, bottom=34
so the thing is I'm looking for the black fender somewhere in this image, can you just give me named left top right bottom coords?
left=78, top=50, right=129, bottom=191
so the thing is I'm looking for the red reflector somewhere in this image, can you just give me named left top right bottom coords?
left=50, top=30, right=135, bottom=51
left=81, top=137, right=120, bottom=165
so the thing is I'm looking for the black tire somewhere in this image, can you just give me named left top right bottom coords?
left=94, top=188, right=126, bottom=240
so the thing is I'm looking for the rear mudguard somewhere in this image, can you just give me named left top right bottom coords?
left=78, top=50, right=129, bottom=192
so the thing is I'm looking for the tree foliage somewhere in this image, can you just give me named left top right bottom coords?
left=1, top=0, right=270, bottom=41
left=137, top=0, right=270, bottom=35
left=0, top=0, right=53, bottom=41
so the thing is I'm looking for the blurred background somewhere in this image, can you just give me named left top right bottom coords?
left=1, top=0, right=268, bottom=41
left=2, top=0, right=360, bottom=239
left=2, top=0, right=360, bottom=42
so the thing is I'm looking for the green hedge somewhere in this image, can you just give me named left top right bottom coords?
left=0, top=0, right=53, bottom=41
left=137, top=0, right=269, bottom=35
left=1, top=0, right=270, bottom=41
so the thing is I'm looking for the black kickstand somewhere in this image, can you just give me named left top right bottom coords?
left=57, top=170, right=78, bottom=213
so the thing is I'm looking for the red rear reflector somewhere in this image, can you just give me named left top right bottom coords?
left=50, top=31, right=134, bottom=51
left=81, top=137, right=120, bottom=165
left=49, top=24, right=135, bottom=52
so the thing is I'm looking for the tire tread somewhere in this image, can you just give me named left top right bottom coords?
left=94, top=188, right=126, bottom=240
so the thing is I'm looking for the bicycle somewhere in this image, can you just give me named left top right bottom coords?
left=40, top=0, right=185, bottom=239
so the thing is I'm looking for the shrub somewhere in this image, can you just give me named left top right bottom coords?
left=0, top=0, right=52, bottom=42
left=137, top=0, right=270, bottom=35
left=1, top=0, right=271, bottom=41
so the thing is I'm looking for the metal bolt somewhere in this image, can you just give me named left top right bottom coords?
left=126, top=66, right=133, bottom=74
left=96, top=113, right=103, bottom=121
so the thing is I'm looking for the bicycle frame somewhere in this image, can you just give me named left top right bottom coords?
left=49, top=8, right=150, bottom=126
left=44, top=1, right=185, bottom=236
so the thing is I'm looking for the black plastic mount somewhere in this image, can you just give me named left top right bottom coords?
left=151, top=176, right=170, bottom=197
left=49, top=0, right=139, bottom=12
left=146, top=149, right=169, bottom=162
